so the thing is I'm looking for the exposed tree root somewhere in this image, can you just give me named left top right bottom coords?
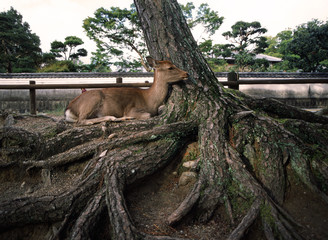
left=241, top=94, right=328, bottom=124
left=1, top=94, right=328, bottom=240
left=224, top=143, right=308, bottom=239
left=105, top=165, right=137, bottom=239
left=23, top=139, right=106, bottom=170
left=227, top=197, right=261, bottom=240
left=167, top=180, right=202, bottom=225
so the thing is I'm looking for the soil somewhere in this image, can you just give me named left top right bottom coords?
left=1, top=113, right=328, bottom=240
left=283, top=166, right=328, bottom=240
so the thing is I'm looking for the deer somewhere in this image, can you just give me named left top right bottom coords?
left=64, top=57, right=189, bottom=125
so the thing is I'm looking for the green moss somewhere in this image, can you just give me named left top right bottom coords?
left=275, top=118, right=289, bottom=124
left=43, top=129, right=57, bottom=139
left=134, top=148, right=143, bottom=154
left=44, top=106, right=66, bottom=116
left=226, top=178, right=256, bottom=218
left=306, top=145, right=328, bottom=191
left=260, top=201, right=275, bottom=228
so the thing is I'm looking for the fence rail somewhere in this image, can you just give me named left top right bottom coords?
left=1, top=71, right=328, bottom=79
left=1, top=72, right=328, bottom=114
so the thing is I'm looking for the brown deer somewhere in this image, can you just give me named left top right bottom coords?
left=64, top=57, right=189, bottom=125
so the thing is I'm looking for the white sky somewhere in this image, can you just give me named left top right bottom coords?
left=1, top=0, right=327, bottom=63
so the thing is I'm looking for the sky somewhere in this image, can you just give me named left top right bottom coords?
left=1, top=0, right=327, bottom=63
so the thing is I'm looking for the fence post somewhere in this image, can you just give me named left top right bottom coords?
left=227, top=72, right=239, bottom=90
left=29, top=81, right=36, bottom=115
left=116, top=77, right=123, bottom=84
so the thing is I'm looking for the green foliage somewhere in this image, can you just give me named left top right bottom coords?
left=87, top=49, right=112, bottom=72
left=180, top=2, right=224, bottom=35
left=250, top=58, right=270, bottom=72
left=65, top=36, right=87, bottom=59
left=265, top=30, right=293, bottom=57
left=285, top=19, right=328, bottom=72
left=49, top=36, right=87, bottom=61
left=180, top=2, right=195, bottom=28
left=42, top=52, right=56, bottom=65
left=83, top=5, right=147, bottom=72
left=0, top=7, right=42, bottom=73
left=84, top=3, right=223, bottom=72
left=50, top=41, right=67, bottom=59
left=218, top=21, right=269, bottom=71
left=264, top=31, right=298, bottom=72
left=265, top=21, right=328, bottom=72
left=39, top=60, right=77, bottom=72
left=223, top=21, right=268, bottom=53
left=233, top=52, right=256, bottom=71
left=198, top=40, right=232, bottom=71
left=195, top=3, right=224, bottom=36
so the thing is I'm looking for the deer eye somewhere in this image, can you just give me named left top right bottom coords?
left=168, top=67, right=174, bottom=70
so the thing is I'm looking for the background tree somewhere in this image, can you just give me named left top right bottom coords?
left=223, top=21, right=269, bottom=71
left=223, top=21, right=268, bottom=53
left=65, top=36, right=87, bottom=60
left=39, top=36, right=87, bottom=72
left=1, top=1, right=328, bottom=240
left=180, top=2, right=224, bottom=38
left=285, top=19, right=328, bottom=72
left=264, top=30, right=297, bottom=71
left=83, top=5, right=148, bottom=72
left=180, top=2, right=227, bottom=71
left=265, top=30, right=294, bottom=58
left=39, top=60, right=77, bottom=72
left=198, top=40, right=232, bottom=71
left=83, top=3, right=223, bottom=72
left=0, top=7, right=42, bottom=73
left=87, top=48, right=112, bottom=72
left=50, top=36, right=87, bottom=61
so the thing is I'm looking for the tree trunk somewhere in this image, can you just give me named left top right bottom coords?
left=1, top=1, right=328, bottom=239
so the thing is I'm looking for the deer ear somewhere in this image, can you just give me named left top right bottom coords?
left=146, top=56, right=159, bottom=68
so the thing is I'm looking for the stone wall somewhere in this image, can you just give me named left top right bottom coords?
left=1, top=85, right=328, bottom=114
left=0, top=89, right=81, bottom=113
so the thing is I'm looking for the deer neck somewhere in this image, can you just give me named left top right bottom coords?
left=145, top=70, right=169, bottom=112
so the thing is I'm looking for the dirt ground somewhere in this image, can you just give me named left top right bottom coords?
left=1, top=113, right=328, bottom=240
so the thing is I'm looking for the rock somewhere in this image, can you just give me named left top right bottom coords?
left=179, top=171, right=197, bottom=186
left=25, top=187, right=33, bottom=194
left=99, top=150, right=108, bottom=158
left=243, top=144, right=256, bottom=162
left=182, top=160, right=198, bottom=169
left=183, top=142, right=199, bottom=162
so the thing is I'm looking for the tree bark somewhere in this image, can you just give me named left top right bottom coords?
left=1, top=0, right=328, bottom=239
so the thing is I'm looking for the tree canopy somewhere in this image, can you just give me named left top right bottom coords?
left=181, top=2, right=224, bottom=37
left=285, top=19, right=328, bottom=72
left=83, top=5, right=147, bottom=72
left=83, top=3, right=224, bottom=72
left=223, top=21, right=268, bottom=53
left=50, top=36, right=87, bottom=61
left=222, top=21, right=269, bottom=71
left=0, top=7, right=42, bottom=73
left=1, top=5, right=328, bottom=73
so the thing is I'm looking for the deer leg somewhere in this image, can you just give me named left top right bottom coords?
left=79, top=116, right=135, bottom=125
left=79, top=116, right=117, bottom=125
left=126, top=109, right=151, bottom=120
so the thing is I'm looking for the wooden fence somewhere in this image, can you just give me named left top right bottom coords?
left=1, top=72, right=328, bottom=114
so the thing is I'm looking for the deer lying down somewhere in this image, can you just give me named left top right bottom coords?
left=64, top=57, right=189, bottom=125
